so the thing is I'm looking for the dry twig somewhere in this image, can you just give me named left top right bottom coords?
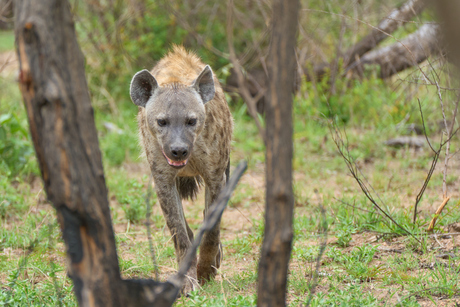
left=413, top=99, right=441, bottom=224
left=427, top=197, right=451, bottom=232
left=330, top=119, right=420, bottom=243
left=414, top=85, right=459, bottom=225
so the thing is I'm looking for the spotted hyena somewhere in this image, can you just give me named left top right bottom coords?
left=129, top=46, right=233, bottom=292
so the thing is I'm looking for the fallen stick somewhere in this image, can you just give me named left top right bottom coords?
left=427, top=196, right=450, bottom=232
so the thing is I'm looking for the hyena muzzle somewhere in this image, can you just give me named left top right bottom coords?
left=129, top=46, right=233, bottom=293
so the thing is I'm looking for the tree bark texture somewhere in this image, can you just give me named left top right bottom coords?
left=14, top=1, right=179, bottom=306
left=257, top=0, right=298, bottom=306
left=350, top=23, right=441, bottom=78
left=435, top=1, right=460, bottom=71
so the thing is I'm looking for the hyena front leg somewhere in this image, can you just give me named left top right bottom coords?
left=197, top=176, right=226, bottom=284
left=154, top=175, right=198, bottom=293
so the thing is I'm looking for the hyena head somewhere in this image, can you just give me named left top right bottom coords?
left=130, top=65, right=215, bottom=169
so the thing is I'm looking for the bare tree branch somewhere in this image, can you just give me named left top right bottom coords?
left=344, top=0, right=427, bottom=65
left=350, top=24, right=442, bottom=79
left=305, top=6, right=436, bottom=81
left=329, top=120, right=420, bottom=243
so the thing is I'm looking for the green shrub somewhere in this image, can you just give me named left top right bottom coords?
left=0, top=112, right=37, bottom=177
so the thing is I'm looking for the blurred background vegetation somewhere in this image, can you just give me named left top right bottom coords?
left=0, top=0, right=449, bottom=178
left=2, top=0, right=460, bottom=305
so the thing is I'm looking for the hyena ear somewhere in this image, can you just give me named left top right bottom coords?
left=192, top=65, right=215, bottom=104
left=130, top=69, right=159, bottom=108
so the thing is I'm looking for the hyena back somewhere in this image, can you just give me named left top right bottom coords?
left=129, top=46, right=233, bottom=292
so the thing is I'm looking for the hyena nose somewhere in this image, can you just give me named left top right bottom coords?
left=171, top=146, right=188, bottom=160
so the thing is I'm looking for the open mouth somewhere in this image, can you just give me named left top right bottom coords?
left=162, top=151, right=188, bottom=169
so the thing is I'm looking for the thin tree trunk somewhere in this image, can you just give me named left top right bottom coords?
left=14, top=1, right=179, bottom=306
left=257, top=0, right=298, bottom=306
left=435, top=1, right=460, bottom=70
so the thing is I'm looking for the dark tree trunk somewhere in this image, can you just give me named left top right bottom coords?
left=14, top=1, right=179, bottom=306
left=257, top=0, right=298, bottom=306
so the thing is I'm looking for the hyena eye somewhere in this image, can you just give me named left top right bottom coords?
left=157, top=119, right=167, bottom=127
left=187, top=118, right=197, bottom=126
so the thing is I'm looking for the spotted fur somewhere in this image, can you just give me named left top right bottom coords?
left=131, top=45, right=233, bottom=293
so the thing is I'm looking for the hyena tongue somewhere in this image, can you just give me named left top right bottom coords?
left=169, top=159, right=187, bottom=167
left=165, top=155, right=187, bottom=167
left=161, top=150, right=188, bottom=167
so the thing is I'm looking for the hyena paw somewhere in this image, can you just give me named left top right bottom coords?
left=197, top=262, right=217, bottom=285
left=181, top=277, right=199, bottom=296
left=179, top=264, right=198, bottom=296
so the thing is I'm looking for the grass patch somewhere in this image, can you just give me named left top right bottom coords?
left=2, top=31, right=460, bottom=305
left=0, top=31, right=14, bottom=53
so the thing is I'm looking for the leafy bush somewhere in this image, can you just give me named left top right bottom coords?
left=119, top=194, right=145, bottom=224
left=0, top=113, right=36, bottom=177
left=111, top=178, right=153, bottom=224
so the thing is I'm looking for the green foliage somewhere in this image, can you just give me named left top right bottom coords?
left=335, top=226, right=356, bottom=247
left=0, top=253, right=75, bottom=306
left=75, top=0, right=263, bottom=113
left=113, top=178, right=149, bottom=224
left=295, top=75, right=410, bottom=127
left=119, top=194, right=145, bottom=224
left=227, top=236, right=252, bottom=259
left=0, top=176, right=37, bottom=220
left=327, top=244, right=382, bottom=282
left=1, top=2, right=458, bottom=305
left=0, top=31, right=14, bottom=52
left=0, top=79, right=38, bottom=178
left=0, top=113, right=36, bottom=177
left=293, top=245, right=320, bottom=262
left=181, top=292, right=257, bottom=307
left=307, top=283, right=379, bottom=306
left=95, top=105, right=141, bottom=167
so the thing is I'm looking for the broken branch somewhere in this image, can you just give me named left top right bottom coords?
left=427, top=197, right=451, bottom=232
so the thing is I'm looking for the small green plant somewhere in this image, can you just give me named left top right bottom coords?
left=228, top=236, right=252, bottom=259
left=110, top=178, right=151, bottom=224
left=335, top=225, right=356, bottom=247
left=119, top=194, right=145, bottom=224
left=328, top=245, right=381, bottom=282
left=294, top=245, right=320, bottom=262
left=308, top=283, right=379, bottom=306
left=179, top=292, right=256, bottom=307
left=0, top=113, right=37, bottom=177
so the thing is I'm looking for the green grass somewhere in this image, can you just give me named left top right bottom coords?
left=0, top=31, right=14, bottom=53
left=3, top=16, right=460, bottom=305
left=2, top=72, right=460, bottom=305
